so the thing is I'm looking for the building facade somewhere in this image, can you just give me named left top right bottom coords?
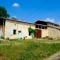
left=0, top=18, right=35, bottom=39
left=0, top=18, right=60, bottom=39
left=35, top=21, right=60, bottom=39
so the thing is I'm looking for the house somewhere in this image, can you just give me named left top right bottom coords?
left=0, top=18, right=35, bottom=39
left=0, top=17, right=60, bottom=39
left=35, top=20, right=60, bottom=39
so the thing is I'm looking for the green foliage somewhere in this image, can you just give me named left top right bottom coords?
left=28, top=26, right=33, bottom=32
left=0, top=36, right=4, bottom=39
left=0, top=40, right=60, bottom=60
left=28, top=26, right=35, bottom=37
left=0, top=6, right=10, bottom=18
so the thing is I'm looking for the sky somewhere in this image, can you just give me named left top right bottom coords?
left=0, top=0, right=60, bottom=24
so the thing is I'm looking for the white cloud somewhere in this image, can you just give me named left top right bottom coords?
left=44, top=18, right=55, bottom=23
left=12, top=3, right=20, bottom=7
left=12, top=16, right=17, bottom=18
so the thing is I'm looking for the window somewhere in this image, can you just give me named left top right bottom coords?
left=36, top=25, right=47, bottom=29
left=39, top=25, right=42, bottom=29
left=44, top=26, right=47, bottom=29
left=29, top=31, right=31, bottom=36
left=36, top=25, right=39, bottom=28
left=18, top=31, right=21, bottom=33
left=39, top=25, right=47, bottom=29
left=42, top=26, right=47, bottom=29
left=13, top=30, right=16, bottom=34
left=42, top=26, right=45, bottom=29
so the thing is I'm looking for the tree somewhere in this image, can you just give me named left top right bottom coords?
left=0, top=6, right=10, bottom=18
left=28, top=26, right=35, bottom=38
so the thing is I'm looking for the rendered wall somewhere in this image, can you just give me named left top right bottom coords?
left=5, top=20, right=35, bottom=39
left=41, top=29, right=48, bottom=37
left=48, top=27, right=60, bottom=39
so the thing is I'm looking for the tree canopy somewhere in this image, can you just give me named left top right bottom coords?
left=0, top=6, right=10, bottom=18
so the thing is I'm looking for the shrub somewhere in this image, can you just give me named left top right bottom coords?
left=28, top=26, right=35, bottom=38
left=0, top=36, right=4, bottom=39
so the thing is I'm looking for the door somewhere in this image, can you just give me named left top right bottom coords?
left=35, top=29, right=41, bottom=38
left=18, top=31, right=22, bottom=38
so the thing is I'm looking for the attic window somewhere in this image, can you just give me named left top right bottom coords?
left=36, top=25, right=39, bottom=28
left=41, top=26, right=47, bottom=29
left=44, top=26, right=47, bottom=29
left=39, top=25, right=42, bottom=28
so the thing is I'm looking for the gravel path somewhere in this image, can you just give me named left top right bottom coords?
left=46, top=51, right=60, bottom=60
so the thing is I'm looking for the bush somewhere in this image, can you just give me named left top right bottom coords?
left=0, top=36, right=4, bottom=39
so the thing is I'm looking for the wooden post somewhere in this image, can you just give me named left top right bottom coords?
left=3, top=19, right=5, bottom=39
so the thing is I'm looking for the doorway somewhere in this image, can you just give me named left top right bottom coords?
left=35, top=29, right=41, bottom=38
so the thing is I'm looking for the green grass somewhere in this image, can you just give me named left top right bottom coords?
left=0, top=39, right=60, bottom=60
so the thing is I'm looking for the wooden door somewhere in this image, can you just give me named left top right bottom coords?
left=35, top=29, right=41, bottom=38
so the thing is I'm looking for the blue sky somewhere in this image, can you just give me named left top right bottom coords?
left=0, top=0, right=60, bottom=24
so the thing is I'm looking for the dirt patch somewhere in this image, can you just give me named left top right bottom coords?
left=46, top=51, right=60, bottom=60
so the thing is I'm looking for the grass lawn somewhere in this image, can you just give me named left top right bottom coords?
left=0, top=39, right=60, bottom=60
